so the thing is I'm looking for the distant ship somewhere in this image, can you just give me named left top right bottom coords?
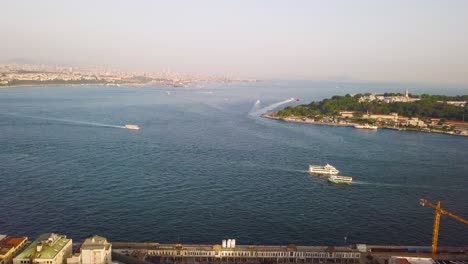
left=354, top=124, right=378, bottom=130
left=125, top=125, right=140, bottom=130
left=328, top=175, right=353, bottom=184
left=308, top=164, right=339, bottom=175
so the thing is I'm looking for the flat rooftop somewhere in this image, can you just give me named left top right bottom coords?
left=15, top=233, right=70, bottom=260
left=1, top=237, right=27, bottom=248
left=0, top=237, right=27, bottom=257
left=112, top=242, right=358, bottom=252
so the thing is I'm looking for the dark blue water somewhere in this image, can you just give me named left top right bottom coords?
left=0, top=81, right=467, bottom=246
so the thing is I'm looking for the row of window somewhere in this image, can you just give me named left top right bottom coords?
left=148, top=251, right=360, bottom=259
left=19, top=259, right=55, bottom=263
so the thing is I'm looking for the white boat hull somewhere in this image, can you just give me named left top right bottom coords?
left=308, top=165, right=339, bottom=175
left=328, top=175, right=353, bottom=184
left=354, top=124, right=378, bottom=130
left=125, top=125, right=140, bottom=130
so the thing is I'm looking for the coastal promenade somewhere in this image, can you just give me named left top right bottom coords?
left=262, top=113, right=468, bottom=137
left=262, top=114, right=356, bottom=127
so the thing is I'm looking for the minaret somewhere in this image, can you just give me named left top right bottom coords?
left=405, top=89, right=409, bottom=98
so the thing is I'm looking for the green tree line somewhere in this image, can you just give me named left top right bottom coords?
left=277, top=94, right=467, bottom=120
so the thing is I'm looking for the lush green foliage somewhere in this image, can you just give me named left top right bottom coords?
left=277, top=94, right=467, bottom=120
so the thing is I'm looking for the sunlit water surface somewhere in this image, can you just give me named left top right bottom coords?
left=0, top=81, right=467, bottom=246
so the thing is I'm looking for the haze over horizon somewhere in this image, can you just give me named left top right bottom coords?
left=2, top=0, right=468, bottom=84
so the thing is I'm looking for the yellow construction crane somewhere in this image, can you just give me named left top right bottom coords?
left=419, top=199, right=468, bottom=259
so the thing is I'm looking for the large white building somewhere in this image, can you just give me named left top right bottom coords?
left=67, top=236, right=111, bottom=264
left=358, top=90, right=420, bottom=103
left=13, top=233, right=72, bottom=264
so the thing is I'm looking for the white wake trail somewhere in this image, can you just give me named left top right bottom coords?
left=352, top=180, right=465, bottom=191
left=248, top=99, right=261, bottom=116
left=249, top=98, right=294, bottom=116
left=13, top=114, right=126, bottom=129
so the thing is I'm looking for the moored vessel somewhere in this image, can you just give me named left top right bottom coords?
left=328, top=175, right=353, bottom=184
left=354, top=124, right=378, bottom=130
left=308, top=164, right=339, bottom=175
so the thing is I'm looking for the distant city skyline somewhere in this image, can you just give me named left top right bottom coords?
left=1, top=0, right=468, bottom=84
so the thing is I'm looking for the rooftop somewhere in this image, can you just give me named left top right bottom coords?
left=0, top=237, right=27, bottom=257
left=1, top=237, right=27, bottom=248
left=81, top=235, right=111, bottom=251
left=390, top=257, right=435, bottom=264
left=121, top=243, right=358, bottom=253
left=15, top=233, right=70, bottom=260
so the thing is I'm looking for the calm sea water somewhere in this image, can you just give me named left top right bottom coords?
left=0, top=81, right=467, bottom=246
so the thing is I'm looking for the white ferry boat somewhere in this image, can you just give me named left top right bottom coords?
left=308, top=164, right=339, bottom=175
left=354, top=124, right=378, bottom=130
left=328, top=175, right=353, bottom=184
left=125, top=125, right=140, bottom=130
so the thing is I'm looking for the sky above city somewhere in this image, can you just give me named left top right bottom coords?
left=2, top=0, right=468, bottom=84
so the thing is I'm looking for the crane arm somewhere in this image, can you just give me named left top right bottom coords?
left=420, top=199, right=468, bottom=224
left=444, top=212, right=468, bottom=224
left=420, top=199, right=468, bottom=259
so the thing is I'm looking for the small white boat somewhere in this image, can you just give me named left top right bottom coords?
left=125, top=125, right=140, bottom=130
left=328, top=175, right=353, bottom=184
left=309, top=164, right=339, bottom=175
left=354, top=124, right=378, bottom=130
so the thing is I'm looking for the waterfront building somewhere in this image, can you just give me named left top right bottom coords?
left=0, top=236, right=28, bottom=264
left=364, top=113, right=399, bottom=121
left=430, top=118, right=441, bottom=125
left=114, top=240, right=361, bottom=264
left=404, top=118, right=428, bottom=128
left=13, top=233, right=72, bottom=264
left=339, top=111, right=355, bottom=118
left=79, top=236, right=111, bottom=264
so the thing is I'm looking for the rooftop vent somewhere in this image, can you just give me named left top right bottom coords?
left=36, top=244, right=43, bottom=252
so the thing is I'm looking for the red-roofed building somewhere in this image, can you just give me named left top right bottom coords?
left=0, top=236, right=28, bottom=264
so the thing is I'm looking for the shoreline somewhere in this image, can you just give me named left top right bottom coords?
left=0, top=83, right=189, bottom=89
left=0, top=79, right=253, bottom=89
left=0, top=83, right=108, bottom=89
left=262, top=113, right=468, bottom=137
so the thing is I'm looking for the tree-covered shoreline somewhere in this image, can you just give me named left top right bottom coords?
left=277, top=94, right=467, bottom=121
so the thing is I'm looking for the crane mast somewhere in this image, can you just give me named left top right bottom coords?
left=419, top=199, right=468, bottom=259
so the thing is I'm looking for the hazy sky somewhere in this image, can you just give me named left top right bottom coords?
left=2, top=0, right=468, bottom=84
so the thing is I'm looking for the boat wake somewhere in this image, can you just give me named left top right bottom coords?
left=270, top=168, right=309, bottom=174
left=9, top=114, right=126, bottom=129
left=248, top=98, right=295, bottom=117
left=249, top=99, right=261, bottom=115
left=237, top=161, right=308, bottom=174
left=353, top=180, right=464, bottom=191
